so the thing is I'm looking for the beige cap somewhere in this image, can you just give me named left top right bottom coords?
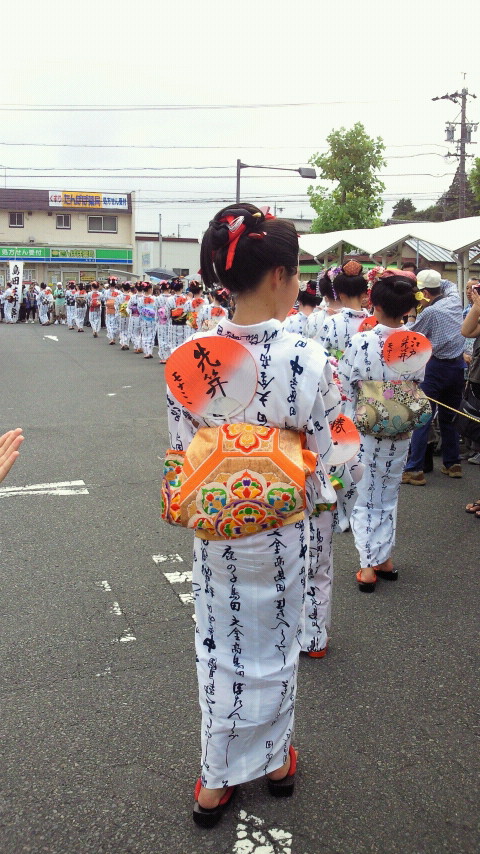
left=417, top=269, right=441, bottom=289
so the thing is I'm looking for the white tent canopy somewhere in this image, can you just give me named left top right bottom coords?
left=299, top=216, right=480, bottom=262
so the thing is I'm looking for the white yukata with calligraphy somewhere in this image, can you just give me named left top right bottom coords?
left=116, top=292, right=131, bottom=348
left=74, top=289, right=88, bottom=330
left=156, top=293, right=170, bottom=361
left=317, top=307, right=368, bottom=533
left=39, top=290, right=53, bottom=325
left=283, top=311, right=309, bottom=337
left=105, top=288, right=121, bottom=342
left=1, top=288, right=14, bottom=323
left=167, top=294, right=192, bottom=350
left=127, top=292, right=142, bottom=350
left=65, top=288, right=76, bottom=328
left=140, top=294, right=158, bottom=356
left=88, top=289, right=103, bottom=335
left=339, top=325, right=425, bottom=568
left=167, top=318, right=340, bottom=789
left=197, top=303, right=229, bottom=332
left=320, top=308, right=368, bottom=359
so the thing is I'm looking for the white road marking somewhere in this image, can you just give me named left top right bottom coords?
left=98, top=580, right=112, bottom=592
left=122, top=385, right=132, bottom=388
left=234, top=811, right=292, bottom=854
left=107, top=393, right=116, bottom=397
left=153, top=555, right=195, bottom=620
left=96, top=665, right=113, bottom=677
left=97, top=581, right=136, bottom=644
left=152, top=553, right=184, bottom=564
left=164, top=571, right=193, bottom=584
left=118, top=629, right=136, bottom=643
left=0, top=479, right=89, bottom=497
left=43, top=335, right=59, bottom=342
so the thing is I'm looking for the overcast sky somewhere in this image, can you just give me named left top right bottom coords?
left=2, top=0, right=480, bottom=239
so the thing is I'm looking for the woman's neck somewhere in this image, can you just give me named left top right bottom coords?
left=340, top=296, right=364, bottom=311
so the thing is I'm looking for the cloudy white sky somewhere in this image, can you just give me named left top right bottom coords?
left=2, top=0, right=480, bottom=238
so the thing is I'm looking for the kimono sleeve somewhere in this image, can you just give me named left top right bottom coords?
left=338, top=337, right=362, bottom=391
left=318, top=315, right=333, bottom=347
left=166, top=391, right=197, bottom=452
left=303, top=360, right=341, bottom=507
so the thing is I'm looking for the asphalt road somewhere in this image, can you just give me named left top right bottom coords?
left=1, top=322, right=479, bottom=854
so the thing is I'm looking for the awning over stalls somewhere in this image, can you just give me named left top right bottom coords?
left=298, top=217, right=480, bottom=260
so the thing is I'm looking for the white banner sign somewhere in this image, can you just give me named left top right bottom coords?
left=8, top=260, right=23, bottom=322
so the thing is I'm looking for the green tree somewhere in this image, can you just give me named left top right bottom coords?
left=468, top=157, right=480, bottom=204
left=308, top=123, right=386, bottom=233
left=391, top=198, right=417, bottom=219
left=409, top=166, right=480, bottom=222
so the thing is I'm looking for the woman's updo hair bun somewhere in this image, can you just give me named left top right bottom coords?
left=332, top=259, right=368, bottom=298
left=317, top=270, right=337, bottom=302
left=370, top=269, right=418, bottom=317
left=200, top=202, right=299, bottom=293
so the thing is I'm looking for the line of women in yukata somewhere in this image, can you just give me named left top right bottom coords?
left=61, top=276, right=232, bottom=360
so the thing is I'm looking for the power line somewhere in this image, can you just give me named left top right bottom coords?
left=0, top=141, right=451, bottom=151
left=0, top=99, right=411, bottom=112
left=1, top=154, right=450, bottom=171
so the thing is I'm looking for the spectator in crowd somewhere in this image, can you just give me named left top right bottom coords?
left=402, top=270, right=465, bottom=485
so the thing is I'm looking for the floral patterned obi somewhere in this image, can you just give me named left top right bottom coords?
left=161, top=423, right=317, bottom=540
left=354, top=380, right=431, bottom=439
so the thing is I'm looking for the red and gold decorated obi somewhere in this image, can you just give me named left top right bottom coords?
left=161, top=423, right=317, bottom=540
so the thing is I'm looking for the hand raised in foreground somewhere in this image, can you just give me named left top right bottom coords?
left=0, top=428, right=24, bottom=483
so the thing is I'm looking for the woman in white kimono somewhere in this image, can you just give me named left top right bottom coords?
left=156, top=283, right=171, bottom=363
left=127, top=284, right=143, bottom=353
left=1, top=285, right=15, bottom=323
left=339, top=269, right=426, bottom=591
left=283, top=281, right=320, bottom=337
left=166, top=280, right=191, bottom=351
left=65, top=282, right=77, bottom=329
left=74, top=286, right=88, bottom=331
left=185, top=281, right=208, bottom=337
left=116, top=283, right=131, bottom=350
left=39, top=284, right=53, bottom=326
left=139, top=282, right=157, bottom=358
left=305, top=271, right=342, bottom=340
left=166, top=204, right=341, bottom=827
left=104, top=281, right=121, bottom=345
left=87, top=282, right=103, bottom=338
left=318, top=262, right=368, bottom=359
left=197, top=287, right=230, bottom=332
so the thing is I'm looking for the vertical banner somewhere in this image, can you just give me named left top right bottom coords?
left=8, top=261, right=23, bottom=322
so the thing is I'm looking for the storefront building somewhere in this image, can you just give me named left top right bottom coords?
left=0, top=189, right=135, bottom=286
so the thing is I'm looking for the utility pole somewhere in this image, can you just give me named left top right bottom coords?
left=433, top=83, right=477, bottom=218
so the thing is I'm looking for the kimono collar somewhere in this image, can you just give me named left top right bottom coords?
left=215, top=317, right=283, bottom=341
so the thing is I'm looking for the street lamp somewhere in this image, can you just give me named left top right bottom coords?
left=235, top=159, right=316, bottom=204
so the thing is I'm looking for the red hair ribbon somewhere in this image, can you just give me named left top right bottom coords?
left=220, top=215, right=247, bottom=270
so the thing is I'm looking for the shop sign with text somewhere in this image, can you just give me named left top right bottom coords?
left=49, top=191, right=128, bottom=210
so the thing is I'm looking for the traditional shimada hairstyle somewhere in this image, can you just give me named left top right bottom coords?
left=188, top=281, right=203, bottom=296
left=200, top=203, right=299, bottom=293
left=331, top=259, right=368, bottom=297
left=316, top=268, right=340, bottom=302
left=298, top=280, right=320, bottom=308
left=367, top=267, right=418, bottom=317
left=212, top=286, right=231, bottom=307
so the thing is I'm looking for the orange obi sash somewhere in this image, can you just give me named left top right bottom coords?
left=161, top=423, right=317, bottom=540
